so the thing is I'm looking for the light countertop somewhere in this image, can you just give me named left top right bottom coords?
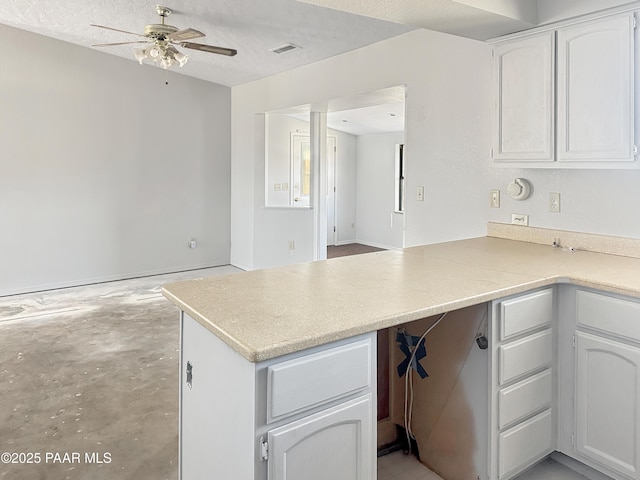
left=162, top=237, right=640, bottom=362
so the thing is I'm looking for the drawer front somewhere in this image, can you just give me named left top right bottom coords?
left=577, top=290, right=640, bottom=342
left=500, top=288, right=553, bottom=341
left=499, top=329, right=552, bottom=385
left=267, top=338, right=372, bottom=423
left=498, top=369, right=552, bottom=429
left=498, top=409, right=553, bottom=479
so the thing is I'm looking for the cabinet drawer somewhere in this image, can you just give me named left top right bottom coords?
left=498, top=409, right=553, bottom=479
left=499, top=329, right=552, bottom=385
left=500, top=288, right=553, bottom=341
left=499, top=369, right=552, bottom=429
left=267, top=338, right=372, bottom=423
left=577, top=290, right=640, bottom=342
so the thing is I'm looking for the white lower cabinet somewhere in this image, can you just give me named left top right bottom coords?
left=490, top=288, right=555, bottom=480
left=498, top=410, right=553, bottom=478
left=570, top=289, right=640, bottom=480
left=575, top=332, right=640, bottom=478
left=267, top=395, right=373, bottom=480
left=179, top=312, right=376, bottom=480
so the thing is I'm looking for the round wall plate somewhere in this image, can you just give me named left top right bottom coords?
left=507, top=178, right=531, bottom=200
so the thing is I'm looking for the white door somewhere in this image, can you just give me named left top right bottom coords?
left=267, top=395, right=373, bottom=480
left=327, top=137, right=337, bottom=246
left=557, top=13, right=635, bottom=162
left=575, top=331, right=640, bottom=478
left=492, top=31, right=555, bottom=162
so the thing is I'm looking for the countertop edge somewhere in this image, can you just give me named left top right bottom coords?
left=163, top=276, right=563, bottom=363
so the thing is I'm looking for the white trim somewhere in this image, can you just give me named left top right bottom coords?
left=354, top=239, right=400, bottom=250
left=0, top=262, right=230, bottom=297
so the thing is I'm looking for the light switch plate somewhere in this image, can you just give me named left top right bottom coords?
left=490, top=190, right=500, bottom=208
left=549, top=193, right=560, bottom=213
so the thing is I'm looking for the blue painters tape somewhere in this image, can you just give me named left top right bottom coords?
left=396, top=331, right=428, bottom=379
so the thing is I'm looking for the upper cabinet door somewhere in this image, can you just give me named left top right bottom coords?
left=493, top=32, right=555, bottom=162
left=557, top=13, right=636, bottom=163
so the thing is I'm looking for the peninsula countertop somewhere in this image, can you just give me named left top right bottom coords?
left=162, top=236, right=640, bottom=362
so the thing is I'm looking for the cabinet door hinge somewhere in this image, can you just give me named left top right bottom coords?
left=571, top=433, right=575, bottom=446
left=633, top=144, right=638, bottom=156
left=634, top=15, right=637, bottom=29
left=260, top=437, right=268, bottom=461
left=572, top=334, right=576, bottom=348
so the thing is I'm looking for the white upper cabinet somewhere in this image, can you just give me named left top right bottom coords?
left=557, top=13, right=635, bottom=163
left=491, top=9, right=638, bottom=168
left=493, top=32, right=555, bottom=162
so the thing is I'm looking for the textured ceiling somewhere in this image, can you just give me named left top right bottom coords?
left=1, top=0, right=627, bottom=88
left=0, top=0, right=413, bottom=87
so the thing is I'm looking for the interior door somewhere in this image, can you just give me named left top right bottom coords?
left=326, top=137, right=337, bottom=246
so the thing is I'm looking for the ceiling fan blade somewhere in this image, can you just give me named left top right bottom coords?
left=179, top=42, right=237, bottom=56
left=167, top=28, right=205, bottom=42
left=92, top=41, right=151, bottom=47
left=90, top=24, right=146, bottom=38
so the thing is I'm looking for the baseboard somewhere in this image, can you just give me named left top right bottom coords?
left=0, top=262, right=230, bottom=297
left=354, top=239, right=399, bottom=250
left=334, top=239, right=357, bottom=246
left=230, top=262, right=252, bottom=272
left=550, top=452, right=615, bottom=480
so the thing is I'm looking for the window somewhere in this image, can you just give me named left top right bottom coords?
left=395, top=144, right=405, bottom=212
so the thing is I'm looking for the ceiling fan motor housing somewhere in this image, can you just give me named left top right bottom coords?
left=144, top=23, right=178, bottom=40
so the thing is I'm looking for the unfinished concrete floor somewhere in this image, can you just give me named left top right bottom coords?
left=0, top=266, right=240, bottom=480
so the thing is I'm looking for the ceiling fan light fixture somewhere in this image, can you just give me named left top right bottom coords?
left=174, top=51, right=189, bottom=67
left=92, top=6, right=237, bottom=71
left=160, top=55, right=174, bottom=69
left=133, top=49, right=147, bottom=64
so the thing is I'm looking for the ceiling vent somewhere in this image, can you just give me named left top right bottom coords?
left=269, top=43, right=301, bottom=54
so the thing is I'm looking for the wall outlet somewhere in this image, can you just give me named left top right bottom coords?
left=416, top=186, right=425, bottom=201
left=549, top=192, right=560, bottom=213
left=511, top=214, right=529, bottom=226
left=189, top=239, right=197, bottom=249
left=490, top=190, right=500, bottom=208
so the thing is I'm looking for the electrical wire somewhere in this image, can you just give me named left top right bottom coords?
left=401, top=308, right=488, bottom=455
left=402, top=311, right=448, bottom=453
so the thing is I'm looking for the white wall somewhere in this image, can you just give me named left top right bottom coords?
left=231, top=29, right=492, bottom=270
left=232, top=11, right=640, bottom=272
left=0, top=24, right=232, bottom=296
left=486, top=168, right=640, bottom=238
left=356, top=132, right=405, bottom=249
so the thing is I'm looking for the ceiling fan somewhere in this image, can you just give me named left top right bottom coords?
left=91, top=5, right=237, bottom=70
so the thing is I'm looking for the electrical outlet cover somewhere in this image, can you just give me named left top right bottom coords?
left=511, top=214, right=529, bottom=226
